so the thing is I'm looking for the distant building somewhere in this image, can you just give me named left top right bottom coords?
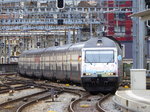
left=0, top=0, right=133, bottom=67
left=101, top=0, right=133, bottom=74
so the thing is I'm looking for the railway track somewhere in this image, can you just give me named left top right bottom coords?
left=16, top=88, right=86, bottom=112
left=0, top=74, right=115, bottom=112
left=16, top=90, right=64, bottom=112
left=0, top=88, right=56, bottom=112
left=0, top=85, right=34, bottom=94
left=68, top=93, right=111, bottom=112
left=96, top=93, right=111, bottom=112
left=16, top=89, right=63, bottom=112
left=0, top=73, right=16, bottom=76
left=0, top=77, right=37, bottom=94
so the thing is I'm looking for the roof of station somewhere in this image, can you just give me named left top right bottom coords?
left=0, top=0, right=55, bottom=3
left=130, top=9, right=150, bottom=20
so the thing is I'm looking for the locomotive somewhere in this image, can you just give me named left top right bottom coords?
left=18, top=36, right=122, bottom=93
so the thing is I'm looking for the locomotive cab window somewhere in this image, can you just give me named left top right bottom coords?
left=85, top=50, right=114, bottom=63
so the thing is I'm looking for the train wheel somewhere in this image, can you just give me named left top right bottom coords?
left=111, top=89, right=117, bottom=94
left=89, top=91, right=99, bottom=95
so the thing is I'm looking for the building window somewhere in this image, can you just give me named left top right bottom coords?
left=114, top=26, right=125, bottom=36
left=121, top=44, right=125, bottom=58
left=115, top=13, right=126, bottom=20
left=115, top=26, right=125, bottom=33
left=116, top=1, right=126, bottom=6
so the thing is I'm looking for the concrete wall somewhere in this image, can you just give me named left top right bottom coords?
left=0, top=64, right=18, bottom=73
left=121, top=41, right=133, bottom=59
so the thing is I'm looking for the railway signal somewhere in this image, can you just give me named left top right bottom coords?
left=146, top=21, right=150, bottom=36
left=57, top=19, right=63, bottom=25
left=56, top=0, right=65, bottom=9
left=145, top=0, right=150, bottom=8
left=0, top=43, right=4, bottom=47
left=37, top=42, right=40, bottom=46
left=145, top=0, right=150, bottom=36
left=55, top=42, right=59, bottom=46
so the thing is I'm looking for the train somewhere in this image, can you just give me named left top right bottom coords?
left=18, top=36, right=123, bottom=94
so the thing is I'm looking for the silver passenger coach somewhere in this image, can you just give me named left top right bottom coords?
left=18, top=36, right=122, bottom=93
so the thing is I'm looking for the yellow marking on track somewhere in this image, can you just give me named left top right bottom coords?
left=80, top=104, right=90, bottom=108
left=65, top=84, right=70, bottom=86
left=4, top=105, right=14, bottom=109
left=124, top=85, right=129, bottom=88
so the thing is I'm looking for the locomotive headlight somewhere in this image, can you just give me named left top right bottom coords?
left=107, top=72, right=116, bottom=75
left=113, top=73, right=116, bottom=75
left=86, top=73, right=91, bottom=75
left=83, top=73, right=91, bottom=76
left=107, top=72, right=113, bottom=75
left=110, top=73, right=113, bottom=75
left=78, top=56, right=82, bottom=62
left=83, top=73, right=86, bottom=76
left=97, top=39, right=103, bottom=46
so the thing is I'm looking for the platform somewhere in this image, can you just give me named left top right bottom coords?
left=114, top=90, right=150, bottom=112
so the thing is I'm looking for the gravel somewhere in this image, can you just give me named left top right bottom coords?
left=0, top=88, right=43, bottom=104
left=101, top=96, right=123, bottom=112
left=22, top=93, right=79, bottom=112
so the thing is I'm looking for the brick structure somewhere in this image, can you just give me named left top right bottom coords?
left=103, top=0, right=133, bottom=41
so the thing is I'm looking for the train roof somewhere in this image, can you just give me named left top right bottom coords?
left=21, top=36, right=121, bottom=55
left=22, top=48, right=45, bottom=55
left=44, top=44, right=72, bottom=52
left=84, top=37, right=117, bottom=48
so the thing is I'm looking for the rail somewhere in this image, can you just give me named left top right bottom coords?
left=112, top=96, right=138, bottom=112
left=96, top=93, right=111, bottom=112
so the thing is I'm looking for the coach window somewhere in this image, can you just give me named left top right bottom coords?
left=1, top=57, right=4, bottom=64
left=45, top=55, right=49, bottom=69
left=72, top=51, right=78, bottom=71
left=7, top=57, right=9, bottom=63
left=66, top=52, right=70, bottom=71
left=49, top=53, right=51, bottom=64
left=57, top=53, right=61, bottom=70
left=121, top=44, right=125, bottom=58
left=24, top=55, right=27, bottom=69
left=30, top=55, right=32, bottom=69
left=21, top=57, right=23, bottom=65
left=27, top=56, right=30, bottom=68
left=31, top=55, right=33, bottom=69
left=35, top=55, right=37, bottom=69
left=53, top=52, right=56, bottom=70
left=29, top=56, right=32, bottom=69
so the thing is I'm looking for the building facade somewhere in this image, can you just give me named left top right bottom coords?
left=0, top=0, right=133, bottom=66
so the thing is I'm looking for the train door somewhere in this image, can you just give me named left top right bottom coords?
left=29, top=55, right=32, bottom=76
left=48, top=54, right=51, bottom=79
left=59, top=51, right=65, bottom=80
left=63, top=52, right=68, bottom=81
left=56, top=52, right=62, bottom=80
left=53, top=52, right=57, bottom=80
left=70, top=50, right=81, bottom=83
left=32, top=55, right=35, bottom=77
left=35, top=54, right=40, bottom=78
left=43, top=54, right=48, bottom=79
left=71, top=51, right=77, bottom=82
left=40, top=54, right=44, bottom=78
left=26, top=55, right=30, bottom=76
left=66, top=52, right=71, bottom=81
left=42, top=54, right=46, bottom=78
left=78, top=52, right=82, bottom=82
left=49, top=52, right=53, bottom=79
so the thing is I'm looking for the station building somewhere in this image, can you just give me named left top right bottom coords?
left=0, top=0, right=140, bottom=76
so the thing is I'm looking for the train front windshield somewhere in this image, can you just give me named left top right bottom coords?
left=85, top=50, right=114, bottom=63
